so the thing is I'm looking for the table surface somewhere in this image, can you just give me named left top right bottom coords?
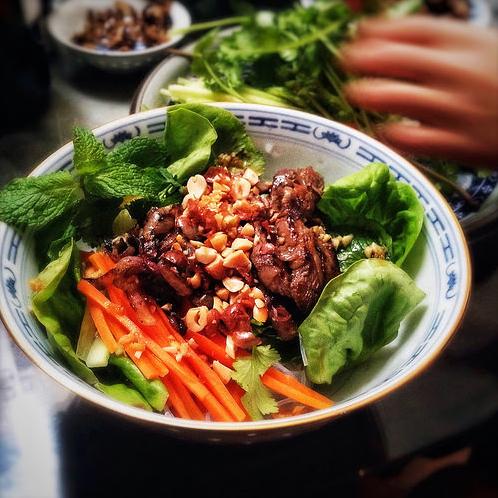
left=1, top=11, right=498, bottom=498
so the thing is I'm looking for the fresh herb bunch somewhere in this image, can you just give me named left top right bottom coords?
left=164, top=1, right=370, bottom=125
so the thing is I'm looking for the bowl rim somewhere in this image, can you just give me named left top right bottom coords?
left=0, top=104, right=473, bottom=433
left=46, top=0, right=191, bottom=58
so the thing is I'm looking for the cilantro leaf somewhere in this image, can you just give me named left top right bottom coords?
left=73, top=127, right=107, bottom=175
left=107, top=136, right=168, bottom=168
left=232, top=345, right=280, bottom=420
left=0, top=171, right=83, bottom=230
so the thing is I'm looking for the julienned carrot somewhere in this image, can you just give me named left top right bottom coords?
left=168, top=372, right=205, bottom=420
left=186, top=353, right=246, bottom=422
left=157, top=312, right=245, bottom=421
left=227, top=381, right=250, bottom=421
left=266, top=368, right=332, bottom=406
left=142, top=350, right=169, bottom=377
left=261, top=373, right=332, bottom=410
left=105, top=315, right=162, bottom=380
left=108, top=286, right=170, bottom=346
left=87, top=303, right=118, bottom=353
left=186, top=332, right=234, bottom=368
left=77, top=279, right=123, bottom=314
left=88, top=252, right=115, bottom=273
left=162, top=376, right=191, bottom=419
left=138, top=336, right=234, bottom=422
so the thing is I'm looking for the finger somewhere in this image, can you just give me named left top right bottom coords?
left=341, top=39, right=484, bottom=84
left=376, top=122, right=498, bottom=169
left=344, top=78, right=489, bottom=129
left=356, top=15, right=494, bottom=48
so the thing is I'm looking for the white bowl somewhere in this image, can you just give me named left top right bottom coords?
left=46, top=0, right=191, bottom=72
left=0, top=104, right=471, bottom=442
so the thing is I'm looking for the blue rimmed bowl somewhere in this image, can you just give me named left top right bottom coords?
left=0, top=104, right=471, bottom=442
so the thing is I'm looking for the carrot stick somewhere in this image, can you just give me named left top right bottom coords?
left=186, top=332, right=234, bottom=368
left=87, top=303, right=118, bottom=353
left=261, top=373, right=332, bottom=410
left=88, top=252, right=115, bottom=273
left=142, top=350, right=169, bottom=377
left=168, top=372, right=205, bottom=421
left=101, top=294, right=234, bottom=421
left=157, top=312, right=244, bottom=421
left=266, top=368, right=333, bottom=407
left=186, top=353, right=245, bottom=422
left=105, top=315, right=161, bottom=380
left=162, top=376, right=191, bottom=419
left=77, top=279, right=123, bottom=314
left=108, top=286, right=170, bottom=346
left=227, top=381, right=250, bottom=421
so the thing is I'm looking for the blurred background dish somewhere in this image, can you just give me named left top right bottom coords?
left=46, top=0, right=191, bottom=72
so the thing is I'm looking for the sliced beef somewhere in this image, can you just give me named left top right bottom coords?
left=252, top=217, right=338, bottom=313
left=251, top=167, right=337, bottom=316
left=271, top=167, right=324, bottom=218
left=269, top=300, right=297, bottom=341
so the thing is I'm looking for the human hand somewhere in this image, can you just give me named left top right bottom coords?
left=341, top=16, right=498, bottom=169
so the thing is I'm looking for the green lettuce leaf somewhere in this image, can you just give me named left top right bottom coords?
left=232, top=345, right=280, bottom=420
left=335, top=234, right=378, bottom=273
left=170, top=103, right=265, bottom=174
left=165, top=107, right=218, bottom=182
left=299, top=258, right=425, bottom=384
left=318, top=163, right=424, bottom=266
left=31, top=241, right=97, bottom=385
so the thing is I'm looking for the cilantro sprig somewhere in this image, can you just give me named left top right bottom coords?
left=232, top=345, right=280, bottom=420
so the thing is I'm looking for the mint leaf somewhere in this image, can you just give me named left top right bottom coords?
left=83, top=164, right=168, bottom=200
left=0, top=172, right=83, bottom=230
left=108, top=136, right=168, bottom=168
left=73, top=127, right=107, bottom=175
left=232, top=345, right=280, bottom=420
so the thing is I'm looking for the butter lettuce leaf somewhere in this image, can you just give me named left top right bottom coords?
left=318, top=162, right=424, bottom=266
left=299, top=259, right=425, bottom=384
left=31, top=240, right=97, bottom=385
left=165, top=107, right=218, bottom=182
left=170, top=103, right=265, bottom=174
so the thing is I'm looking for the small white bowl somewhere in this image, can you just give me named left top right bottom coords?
left=0, top=104, right=471, bottom=442
left=47, top=0, right=191, bottom=72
